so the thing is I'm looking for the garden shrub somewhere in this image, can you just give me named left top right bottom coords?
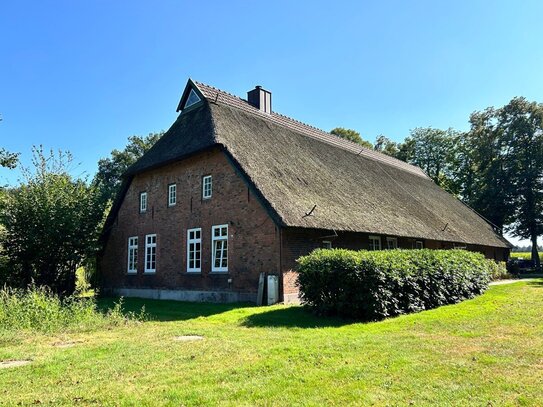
left=297, top=249, right=493, bottom=320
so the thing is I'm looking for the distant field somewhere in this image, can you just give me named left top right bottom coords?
left=510, top=252, right=543, bottom=260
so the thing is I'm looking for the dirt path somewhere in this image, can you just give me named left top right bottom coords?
left=489, top=278, right=536, bottom=286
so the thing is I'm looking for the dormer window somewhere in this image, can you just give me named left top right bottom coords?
left=184, top=89, right=201, bottom=109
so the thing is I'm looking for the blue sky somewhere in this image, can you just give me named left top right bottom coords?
left=1, top=1, right=542, bottom=245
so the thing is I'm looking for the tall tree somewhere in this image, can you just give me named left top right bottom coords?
left=94, top=132, right=163, bottom=204
left=374, top=135, right=399, bottom=157
left=330, top=127, right=373, bottom=149
left=404, top=127, right=460, bottom=193
left=1, top=147, right=106, bottom=294
left=498, top=98, right=543, bottom=269
left=464, top=108, right=516, bottom=234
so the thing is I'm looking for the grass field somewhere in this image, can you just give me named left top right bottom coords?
left=510, top=251, right=543, bottom=261
left=1, top=280, right=542, bottom=406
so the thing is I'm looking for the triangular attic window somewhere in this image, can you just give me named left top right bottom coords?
left=184, top=89, right=201, bottom=109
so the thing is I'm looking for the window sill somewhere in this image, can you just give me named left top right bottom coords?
left=143, top=271, right=156, bottom=274
left=186, top=270, right=202, bottom=274
left=127, top=271, right=137, bottom=275
left=210, top=270, right=229, bottom=274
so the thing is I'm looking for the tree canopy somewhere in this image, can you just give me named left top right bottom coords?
left=330, top=127, right=373, bottom=149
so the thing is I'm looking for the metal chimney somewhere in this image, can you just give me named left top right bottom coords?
left=247, top=85, right=272, bottom=113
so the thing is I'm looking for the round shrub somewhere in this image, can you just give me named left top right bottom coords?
left=296, top=249, right=493, bottom=320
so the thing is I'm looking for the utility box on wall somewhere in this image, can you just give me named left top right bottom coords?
left=267, top=275, right=279, bottom=305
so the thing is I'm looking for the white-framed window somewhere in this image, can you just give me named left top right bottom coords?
left=211, top=224, right=228, bottom=272
left=127, top=236, right=138, bottom=274
left=184, top=89, right=201, bottom=109
left=202, top=175, right=212, bottom=199
left=187, top=228, right=202, bottom=273
left=453, top=243, right=467, bottom=250
left=386, top=237, right=398, bottom=250
left=369, top=235, right=381, bottom=251
left=144, top=234, right=157, bottom=273
left=140, top=192, right=147, bottom=213
left=322, top=240, right=332, bottom=249
left=168, top=184, right=176, bottom=206
left=415, top=241, right=424, bottom=249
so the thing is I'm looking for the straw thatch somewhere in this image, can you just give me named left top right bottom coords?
left=113, top=79, right=509, bottom=249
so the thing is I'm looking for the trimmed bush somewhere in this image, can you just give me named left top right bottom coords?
left=297, top=249, right=493, bottom=320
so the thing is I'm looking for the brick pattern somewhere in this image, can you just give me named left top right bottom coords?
left=280, top=228, right=510, bottom=299
left=100, top=148, right=280, bottom=295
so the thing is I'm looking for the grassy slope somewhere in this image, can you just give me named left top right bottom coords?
left=1, top=281, right=542, bottom=406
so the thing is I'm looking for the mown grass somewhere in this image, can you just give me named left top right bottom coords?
left=1, top=280, right=542, bottom=406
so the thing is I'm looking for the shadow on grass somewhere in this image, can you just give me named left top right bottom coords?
left=242, top=306, right=353, bottom=328
left=97, top=297, right=252, bottom=322
left=527, top=280, right=543, bottom=288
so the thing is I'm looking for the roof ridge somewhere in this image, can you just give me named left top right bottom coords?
left=192, top=80, right=428, bottom=178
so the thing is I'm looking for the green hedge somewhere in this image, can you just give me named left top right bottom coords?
left=296, top=249, right=494, bottom=320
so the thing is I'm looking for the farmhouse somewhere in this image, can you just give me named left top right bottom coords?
left=99, top=79, right=511, bottom=303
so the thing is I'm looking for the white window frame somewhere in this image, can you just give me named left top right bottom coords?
left=415, top=240, right=424, bottom=249
left=453, top=243, right=467, bottom=250
left=144, top=234, right=157, bottom=273
left=322, top=240, right=332, bottom=249
left=202, top=175, right=212, bottom=199
left=187, top=228, right=202, bottom=273
left=386, top=237, right=398, bottom=250
left=127, top=236, right=138, bottom=274
left=168, top=184, right=177, bottom=207
left=369, top=235, right=381, bottom=251
left=211, top=224, right=228, bottom=272
left=140, top=192, right=147, bottom=213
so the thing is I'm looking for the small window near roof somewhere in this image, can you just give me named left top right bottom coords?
left=415, top=241, right=424, bottom=249
left=168, top=184, right=176, bottom=206
left=140, top=192, right=147, bottom=213
left=386, top=237, right=398, bottom=250
left=369, top=236, right=381, bottom=251
left=322, top=240, right=332, bottom=249
left=202, top=175, right=212, bottom=199
left=184, top=89, right=201, bottom=109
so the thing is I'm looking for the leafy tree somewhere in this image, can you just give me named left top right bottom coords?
left=93, top=132, right=163, bottom=204
left=0, top=147, right=107, bottom=294
left=374, top=135, right=399, bottom=157
left=498, top=98, right=543, bottom=269
left=404, top=127, right=460, bottom=193
left=330, top=127, right=373, bottom=149
left=0, top=148, right=19, bottom=169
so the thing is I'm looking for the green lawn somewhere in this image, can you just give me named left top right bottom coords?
left=1, top=281, right=542, bottom=406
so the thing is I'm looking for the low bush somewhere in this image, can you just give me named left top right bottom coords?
left=0, top=286, right=146, bottom=334
left=297, top=249, right=494, bottom=320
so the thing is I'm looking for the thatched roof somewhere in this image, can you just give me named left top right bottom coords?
left=120, top=79, right=510, bottom=248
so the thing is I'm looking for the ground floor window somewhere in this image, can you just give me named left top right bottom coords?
left=187, top=228, right=202, bottom=272
left=145, top=234, right=157, bottom=273
left=369, top=235, right=381, bottom=251
left=211, top=224, right=228, bottom=272
left=415, top=240, right=424, bottom=249
left=127, top=236, right=138, bottom=273
left=322, top=240, right=332, bottom=249
left=386, top=237, right=398, bottom=250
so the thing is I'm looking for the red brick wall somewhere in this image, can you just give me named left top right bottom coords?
left=280, top=228, right=510, bottom=301
left=101, top=148, right=280, bottom=296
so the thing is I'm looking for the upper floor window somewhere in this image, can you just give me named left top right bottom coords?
left=386, top=237, right=398, bottom=250
left=211, top=224, right=228, bottom=272
left=187, top=228, right=202, bottom=273
left=202, top=175, right=212, bottom=199
left=145, top=234, right=157, bottom=273
left=168, top=184, right=176, bottom=206
left=140, top=192, right=147, bottom=213
left=369, top=236, right=381, bottom=251
left=127, top=236, right=138, bottom=274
